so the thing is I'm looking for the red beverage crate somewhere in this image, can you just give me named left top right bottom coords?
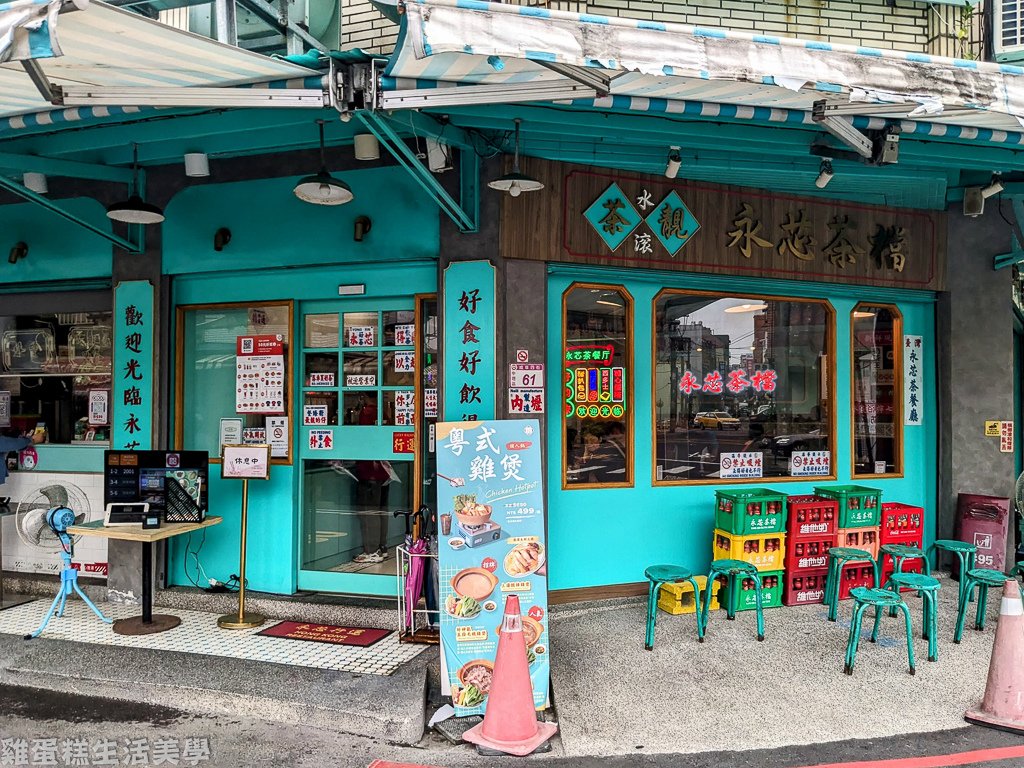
left=784, top=535, right=835, bottom=572
left=880, top=502, right=925, bottom=542
left=836, top=526, right=880, bottom=561
left=783, top=568, right=829, bottom=606
left=786, top=495, right=839, bottom=540
left=838, top=563, right=877, bottom=600
left=880, top=558, right=924, bottom=591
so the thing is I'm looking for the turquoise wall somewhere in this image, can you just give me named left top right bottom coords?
left=545, top=266, right=938, bottom=591
left=162, top=167, right=439, bottom=275
left=166, top=167, right=439, bottom=595
left=0, top=198, right=112, bottom=285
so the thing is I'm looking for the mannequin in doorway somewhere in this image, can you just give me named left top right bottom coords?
left=353, top=396, right=392, bottom=565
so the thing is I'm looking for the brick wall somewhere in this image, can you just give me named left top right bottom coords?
left=341, top=0, right=964, bottom=58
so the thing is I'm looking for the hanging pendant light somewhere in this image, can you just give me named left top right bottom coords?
left=488, top=118, right=544, bottom=197
left=107, top=144, right=165, bottom=225
left=293, top=120, right=354, bottom=206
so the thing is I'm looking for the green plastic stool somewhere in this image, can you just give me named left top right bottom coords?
left=644, top=564, right=703, bottom=650
left=702, top=559, right=764, bottom=642
left=845, top=587, right=916, bottom=676
left=927, top=539, right=977, bottom=606
left=954, top=568, right=1011, bottom=643
left=825, top=547, right=879, bottom=622
left=879, top=542, right=927, bottom=575
left=878, top=572, right=941, bottom=662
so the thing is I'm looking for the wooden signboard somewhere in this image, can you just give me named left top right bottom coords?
left=500, top=158, right=945, bottom=291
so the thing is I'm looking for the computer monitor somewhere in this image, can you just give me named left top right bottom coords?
left=104, top=450, right=209, bottom=520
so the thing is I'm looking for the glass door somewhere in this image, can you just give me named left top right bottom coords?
left=297, top=298, right=422, bottom=595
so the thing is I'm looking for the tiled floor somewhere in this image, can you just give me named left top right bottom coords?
left=0, top=599, right=426, bottom=676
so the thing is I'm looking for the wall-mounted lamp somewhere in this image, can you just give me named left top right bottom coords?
left=815, top=159, right=834, bottom=189
left=23, top=172, right=47, bottom=194
left=8, top=242, right=27, bottom=265
left=354, top=216, right=372, bottom=242
left=213, top=227, right=231, bottom=251
left=982, top=174, right=1004, bottom=199
left=353, top=134, right=380, bottom=161
left=487, top=118, right=544, bottom=197
left=665, top=146, right=681, bottom=179
left=184, top=152, right=210, bottom=178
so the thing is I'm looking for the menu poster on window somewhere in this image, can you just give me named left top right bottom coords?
left=236, top=335, right=285, bottom=415
left=903, top=335, right=923, bottom=426
left=443, top=261, right=496, bottom=421
left=437, top=419, right=549, bottom=717
left=0, top=391, right=10, bottom=428
left=112, top=280, right=155, bottom=451
left=720, top=451, right=763, bottom=479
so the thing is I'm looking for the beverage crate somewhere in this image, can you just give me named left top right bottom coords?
left=837, top=526, right=880, bottom=562
left=880, top=558, right=925, bottom=592
left=784, top=535, right=835, bottom=572
left=722, top=570, right=783, bottom=613
left=813, top=485, right=882, bottom=527
left=838, top=563, right=877, bottom=600
left=712, top=529, right=786, bottom=572
left=658, top=575, right=721, bottom=615
left=715, top=488, right=788, bottom=535
left=880, top=502, right=925, bottom=541
left=787, top=495, right=838, bottom=539
left=783, top=568, right=829, bottom=606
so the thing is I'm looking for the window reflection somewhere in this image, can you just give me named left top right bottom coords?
left=653, top=293, right=832, bottom=482
left=852, top=305, right=901, bottom=475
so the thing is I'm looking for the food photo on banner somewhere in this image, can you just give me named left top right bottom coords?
left=436, top=419, right=549, bottom=717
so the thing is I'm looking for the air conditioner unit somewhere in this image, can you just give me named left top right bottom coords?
left=995, top=0, right=1024, bottom=61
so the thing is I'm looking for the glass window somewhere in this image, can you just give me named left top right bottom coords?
left=852, top=304, right=901, bottom=476
left=562, top=284, right=632, bottom=488
left=0, top=311, right=113, bottom=444
left=176, top=302, right=292, bottom=462
left=653, top=292, right=833, bottom=483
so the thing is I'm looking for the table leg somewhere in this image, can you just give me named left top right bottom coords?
left=112, top=540, right=181, bottom=635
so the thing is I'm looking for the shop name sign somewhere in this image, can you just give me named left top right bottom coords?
left=502, top=161, right=944, bottom=291
left=679, top=368, right=777, bottom=395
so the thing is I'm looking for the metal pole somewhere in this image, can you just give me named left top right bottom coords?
left=215, top=0, right=238, bottom=46
left=218, top=477, right=265, bottom=629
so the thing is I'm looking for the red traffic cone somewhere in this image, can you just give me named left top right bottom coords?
left=462, top=595, right=557, bottom=756
left=965, top=579, right=1024, bottom=733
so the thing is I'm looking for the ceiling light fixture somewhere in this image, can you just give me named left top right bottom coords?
left=665, top=146, right=681, bottom=179
left=487, top=118, right=544, bottom=197
left=596, top=300, right=622, bottom=307
left=815, top=159, right=834, bottom=189
left=184, top=152, right=210, bottom=178
left=293, top=119, right=354, bottom=206
left=353, top=134, right=380, bottom=161
left=724, top=302, right=768, bottom=314
left=106, top=144, right=165, bottom=225
left=23, top=172, right=47, bottom=194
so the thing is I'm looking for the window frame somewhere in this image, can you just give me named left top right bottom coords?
left=850, top=302, right=903, bottom=479
left=651, top=288, right=837, bottom=487
left=561, top=281, right=635, bottom=491
left=174, top=299, right=295, bottom=465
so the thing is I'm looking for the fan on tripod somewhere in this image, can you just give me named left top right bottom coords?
left=15, top=482, right=92, bottom=556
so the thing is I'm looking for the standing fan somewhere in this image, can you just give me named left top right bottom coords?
left=15, top=482, right=93, bottom=553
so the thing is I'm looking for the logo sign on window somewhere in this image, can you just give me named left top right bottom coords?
left=303, top=405, right=328, bottom=425
left=309, top=372, right=335, bottom=387
left=720, top=452, right=763, bottom=479
left=789, top=450, right=830, bottom=477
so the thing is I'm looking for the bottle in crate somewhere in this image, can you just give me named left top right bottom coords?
left=712, top=528, right=786, bottom=572
left=813, top=485, right=882, bottom=528
left=785, top=535, right=833, bottom=571
left=880, top=502, right=925, bottom=542
left=715, top=488, right=788, bottom=535
left=836, top=526, right=880, bottom=562
left=838, top=563, right=877, bottom=600
left=783, top=569, right=829, bottom=606
left=786, top=495, right=838, bottom=539
left=722, top=570, right=784, bottom=612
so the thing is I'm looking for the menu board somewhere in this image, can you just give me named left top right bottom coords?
left=437, top=419, right=549, bottom=717
left=236, top=335, right=285, bottom=414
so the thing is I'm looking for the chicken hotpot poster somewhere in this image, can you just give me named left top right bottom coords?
left=436, top=419, right=549, bottom=716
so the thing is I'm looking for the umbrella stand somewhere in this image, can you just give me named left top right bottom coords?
left=397, top=542, right=440, bottom=644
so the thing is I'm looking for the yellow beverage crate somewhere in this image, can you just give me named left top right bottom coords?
left=657, top=575, right=720, bottom=615
left=712, top=528, right=787, bottom=572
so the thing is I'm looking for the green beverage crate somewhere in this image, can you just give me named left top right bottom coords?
left=813, top=485, right=882, bottom=527
left=722, top=569, right=784, bottom=613
left=715, top=488, right=788, bottom=535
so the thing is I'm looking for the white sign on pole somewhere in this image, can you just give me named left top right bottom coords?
left=222, top=444, right=271, bottom=479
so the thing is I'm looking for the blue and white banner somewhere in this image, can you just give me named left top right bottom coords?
left=0, top=0, right=69, bottom=62
left=436, top=419, right=549, bottom=716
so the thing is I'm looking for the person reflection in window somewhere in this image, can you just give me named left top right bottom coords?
left=352, top=397, right=391, bottom=565
left=578, top=422, right=627, bottom=483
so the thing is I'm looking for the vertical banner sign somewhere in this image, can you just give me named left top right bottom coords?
left=437, top=419, right=549, bottom=716
left=112, top=281, right=154, bottom=450
left=903, top=335, right=923, bottom=426
left=443, top=261, right=496, bottom=421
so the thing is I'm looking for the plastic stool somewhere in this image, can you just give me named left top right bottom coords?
left=825, top=547, right=879, bottom=622
left=878, top=572, right=941, bottom=662
left=954, top=567, right=1010, bottom=643
left=644, top=564, right=703, bottom=650
left=702, top=559, right=764, bottom=642
left=879, top=542, right=927, bottom=575
left=927, top=539, right=977, bottom=605
left=845, top=587, right=916, bottom=676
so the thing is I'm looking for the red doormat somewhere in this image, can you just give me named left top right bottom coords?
left=257, top=621, right=391, bottom=647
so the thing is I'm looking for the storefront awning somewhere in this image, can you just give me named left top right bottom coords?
left=0, top=0, right=318, bottom=119
left=378, top=0, right=1024, bottom=144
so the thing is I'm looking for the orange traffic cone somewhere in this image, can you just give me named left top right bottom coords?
left=462, top=595, right=557, bottom=756
left=965, top=579, right=1024, bottom=734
